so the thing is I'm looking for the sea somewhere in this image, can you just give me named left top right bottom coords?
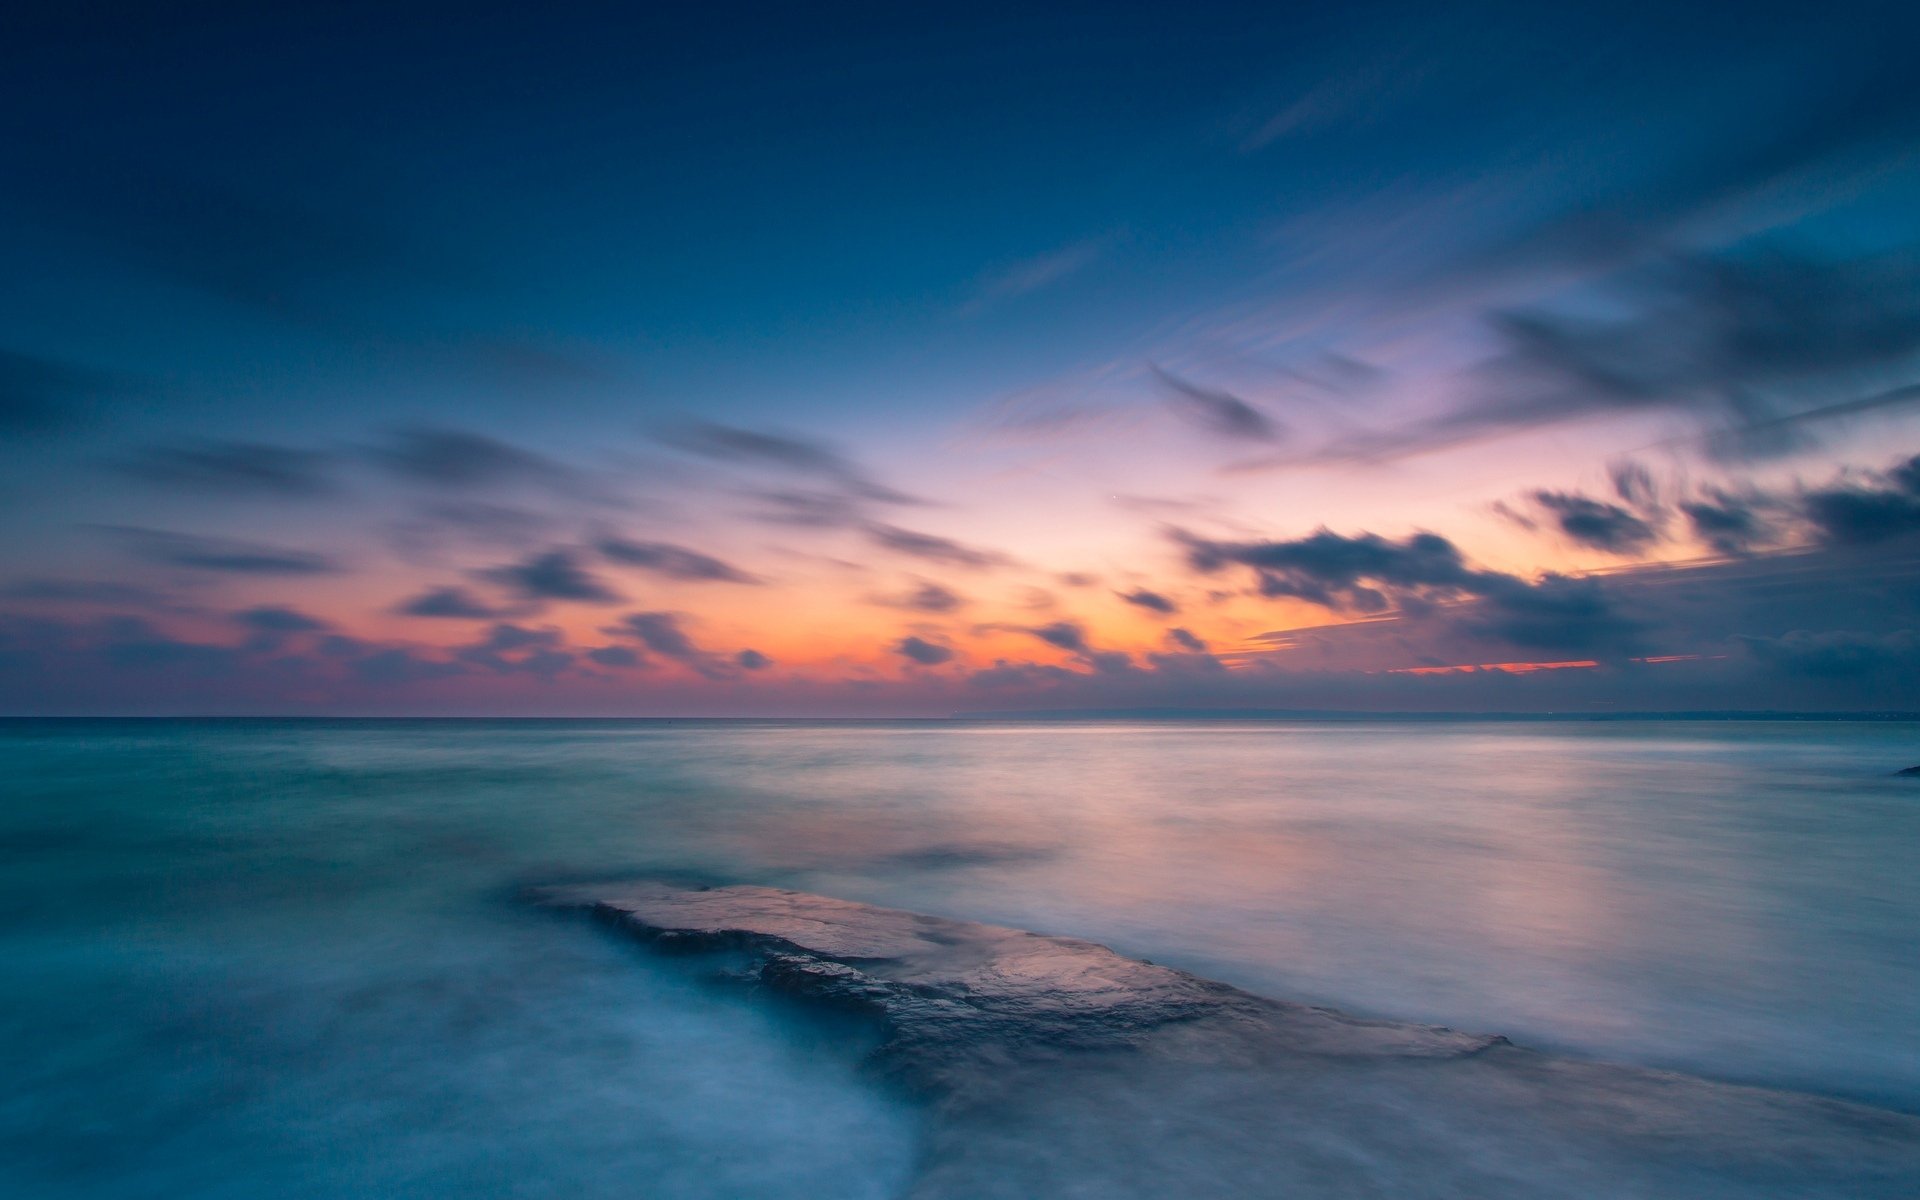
left=2, top=717, right=1917, bottom=1197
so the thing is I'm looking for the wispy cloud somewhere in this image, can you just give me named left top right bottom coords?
left=102, top=527, right=340, bottom=575
left=962, top=238, right=1106, bottom=313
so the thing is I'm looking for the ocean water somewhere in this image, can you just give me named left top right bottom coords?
left=2, top=717, right=1918, bottom=1196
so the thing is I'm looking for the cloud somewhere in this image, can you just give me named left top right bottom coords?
left=1528, top=491, right=1663, bottom=555
left=1166, top=627, right=1209, bottom=653
left=967, top=659, right=1077, bottom=689
left=658, top=421, right=919, bottom=505
left=1508, top=247, right=1920, bottom=462
left=964, top=239, right=1104, bottom=310
left=94, top=617, right=242, bottom=676
left=0, top=578, right=185, bottom=609
left=1177, top=525, right=1643, bottom=655
left=1028, top=621, right=1091, bottom=654
left=20, top=160, right=467, bottom=321
left=1019, top=620, right=1134, bottom=674
left=350, top=647, right=468, bottom=684
left=1178, top=526, right=1478, bottom=613
left=1117, top=587, right=1178, bottom=614
left=232, top=605, right=328, bottom=650
left=894, top=636, right=954, bottom=666
left=1459, top=572, right=1640, bottom=654
left=1803, top=455, right=1920, bottom=545
left=744, top=489, right=870, bottom=528
left=1739, top=629, right=1920, bottom=678
left=233, top=605, right=327, bottom=633
left=395, top=586, right=506, bottom=619
left=597, top=537, right=760, bottom=583
left=1680, top=491, right=1783, bottom=556
left=736, top=649, right=772, bottom=670
left=610, top=611, right=730, bottom=679
left=455, top=624, right=575, bottom=677
left=864, top=523, right=1010, bottom=569
left=1297, top=245, right=1920, bottom=466
left=586, top=645, right=644, bottom=669
left=369, top=426, right=580, bottom=493
left=870, top=579, right=965, bottom=613
left=1609, top=461, right=1662, bottom=512
left=0, top=349, right=113, bottom=437
left=118, top=440, right=337, bottom=497
left=105, top=526, right=340, bottom=574
left=388, top=501, right=558, bottom=555
left=1151, top=366, right=1283, bottom=442
left=481, top=548, right=623, bottom=604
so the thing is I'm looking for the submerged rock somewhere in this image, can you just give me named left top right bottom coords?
left=535, top=881, right=1920, bottom=1198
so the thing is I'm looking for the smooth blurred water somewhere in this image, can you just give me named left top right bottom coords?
left=3, top=718, right=1918, bottom=1196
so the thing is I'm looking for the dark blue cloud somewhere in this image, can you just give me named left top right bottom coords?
left=1304, top=246, right=1920, bottom=465
left=99, top=630, right=240, bottom=676
left=1178, top=527, right=1478, bottom=613
left=105, top=527, right=339, bottom=575
left=586, top=645, right=644, bottom=669
left=597, top=537, right=760, bottom=583
left=0, top=579, right=184, bottom=609
left=1681, top=491, right=1781, bottom=556
left=395, top=586, right=506, bottom=619
left=735, top=648, right=772, bottom=670
left=1019, top=621, right=1134, bottom=674
left=232, top=605, right=329, bottom=651
left=387, top=501, right=558, bottom=556
left=1152, top=366, right=1282, bottom=442
left=482, top=549, right=623, bottom=604
left=894, top=636, right=954, bottom=666
left=745, top=489, right=870, bottom=528
left=968, top=659, right=1077, bottom=690
left=0, top=350, right=113, bottom=438
left=455, top=624, right=574, bottom=676
left=1803, top=456, right=1920, bottom=545
left=1739, top=629, right=1920, bottom=679
left=233, top=606, right=327, bottom=633
left=1166, top=627, right=1209, bottom=653
left=370, top=427, right=578, bottom=492
left=611, top=611, right=730, bottom=679
left=1118, top=588, right=1178, bottom=614
left=871, top=579, right=965, bottom=613
left=119, top=440, right=337, bottom=497
left=1529, top=491, right=1662, bottom=555
left=658, top=421, right=919, bottom=505
left=1179, top=526, right=1643, bottom=656
left=865, top=524, right=1009, bottom=569
left=352, top=648, right=467, bottom=685
left=1028, top=621, right=1091, bottom=654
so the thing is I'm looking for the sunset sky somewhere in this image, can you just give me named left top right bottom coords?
left=4, top=0, right=1919, bottom=714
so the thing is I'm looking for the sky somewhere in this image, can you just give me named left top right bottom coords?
left=3, top=0, right=1919, bottom=715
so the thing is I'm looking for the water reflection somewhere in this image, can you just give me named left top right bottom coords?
left=2, top=717, right=1916, bottom=1199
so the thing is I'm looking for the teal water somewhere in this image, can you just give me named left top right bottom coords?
left=2, top=718, right=1918, bottom=1196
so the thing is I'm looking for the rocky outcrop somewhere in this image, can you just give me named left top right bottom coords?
left=535, top=881, right=1920, bottom=1198
left=1898, top=765, right=1920, bottom=775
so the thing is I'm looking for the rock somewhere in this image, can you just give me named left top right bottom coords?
left=534, top=881, right=1496, bottom=1085
left=534, top=881, right=1920, bottom=1198
left=1898, top=765, right=1920, bottom=776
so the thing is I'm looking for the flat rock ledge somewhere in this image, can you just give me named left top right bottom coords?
left=534, top=880, right=1497, bottom=1086
left=533, top=881, right=1920, bottom=1199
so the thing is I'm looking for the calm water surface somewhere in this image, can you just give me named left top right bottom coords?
left=3, top=718, right=1917, bottom=1197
